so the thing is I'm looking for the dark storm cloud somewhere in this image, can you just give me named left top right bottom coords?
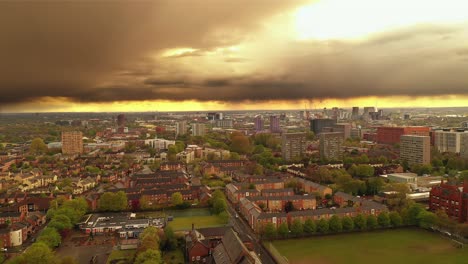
left=1, top=0, right=468, bottom=107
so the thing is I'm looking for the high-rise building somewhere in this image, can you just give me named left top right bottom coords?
left=281, top=132, right=306, bottom=160
left=61, top=131, right=83, bottom=154
left=191, top=123, right=206, bottom=137
left=319, top=132, right=344, bottom=160
left=207, top=112, right=223, bottom=120
left=376, top=126, right=430, bottom=145
left=333, top=123, right=352, bottom=139
left=254, top=115, right=264, bottom=131
left=352, top=107, right=359, bottom=120
left=310, top=119, right=336, bottom=135
left=460, top=133, right=468, bottom=159
left=117, top=114, right=126, bottom=127
left=400, top=135, right=430, bottom=165
left=434, top=131, right=468, bottom=154
left=215, top=119, right=233, bottom=128
left=269, top=116, right=280, bottom=133
left=176, top=121, right=188, bottom=135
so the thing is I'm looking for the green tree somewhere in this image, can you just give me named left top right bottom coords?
left=37, top=227, right=61, bottom=248
left=171, top=192, right=183, bottom=206
left=212, top=197, right=227, bottom=215
left=278, top=222, right=289, bottom=238
left=316, top=219, right=329, bottom=234
left=377, top=212, right=390, bottom=228
left=417, top=211, right=437, bottom=229
left=366, top=177, right=384, bottom=195
left=263, top=222, right=277, bottom=240
left=303, top=219, right=316, bottom=234
left=230, top=152, right=240, bottom=160
left=402, top=203, right=424, bottom=226
left=134, top=249, right=162, bottom=264
left=230, top=132, right=252, bottom=155
left=389, top=212, right=403, bottom=227
left=354, top=165, right=375, bottom=177
left=48, top=215, right=73, bottom=231
left=342, top=216, right=354, bottom=231
left=367, top=215, right=378, bottom=230
left=8, top=242, right=59, bottom=264
left=98, top=191, right=128, bottom=211
left=290, top=219, right=304, bottom=237
left=30, top=138, right=48, bottom=155
left=329, top=215, right=342, bottom=233
left=161, top=226, right=177, bottom=251
left=353, top=214, right=367, bottom=231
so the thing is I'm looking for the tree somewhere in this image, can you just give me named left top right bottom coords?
left=30, top=138, right=48, bottom=155
left=230, top=132, right=252, bottom=155
left=218, top=211, right=229, bottom=224
left=161, top=226, right=177, bottom=251
left=171, top=192, right=183, bottom=206
left=389, top=212, right=403, bottom=227
left=134, top=249, right=162, bottom=264
left=354, top=165, right=375, bottom=177
left=329, top=215, right=342, bottom=233
left=37, top=227, right=61, bottom=248
left=417, top=211, right=437, bottom=229
left=290, top=219, right=304, bottom=237
left=342, top=216, right=354, bottom=231
left=284, top=201, right=295, bottom=213
left=377, top=212, right=390, bottom=228
left=138, top=227, right=160, bottom=254
left=316, top=219, right=329, bottom=234
left=353, top=214, right=367, bottom=231
left=263, top=222, right=277, bottom=240
left=9, top=242, right=59, bottom=264
left=367, top=215, right=378, bottom=230
left=98, top=191, right=128, bottom=211
left=303, top=219, right=316, bottom=234
left=402, top=203, right=424, bottom=226
left=278, top=222, right=289, bottom=238
left=230, top=152, right=240, bottom=160
left=366, top=178, right=384, bottom=195
left=212, top=197, right=227, bottom=215
left=48, top=215, right=73, bottom=231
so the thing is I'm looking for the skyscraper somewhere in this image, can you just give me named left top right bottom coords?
left=319, top=132, right=344, bottom=160
left=400, top=135, right=430, bottom=165
left=269, top=115, right=280, bottom=133
left=352, top=107, right=359, bottom=120
left=61, top=131, right=83, bottom=154
left=116, top=114, right=126, bottom=127
left=254, top=115, right=264, bottom=131
left=281, top=132, right=306, bottom=160
left=310, top=118, right=336, bottom=135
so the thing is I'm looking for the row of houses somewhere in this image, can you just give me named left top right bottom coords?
left=0, top=211, right=46, bottom=247
left=239, top=197, right=388, bottom=233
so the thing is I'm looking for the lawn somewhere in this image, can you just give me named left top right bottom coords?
left=106, top=249, right=136, bottom=264
left=271, top=229, right=468, bottom=264
left=168, top=214, right=226, bottom=231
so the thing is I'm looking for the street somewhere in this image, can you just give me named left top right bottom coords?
left=227, top=201, right=276, bottom=264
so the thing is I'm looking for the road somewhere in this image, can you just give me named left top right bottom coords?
left=227, top=201, right=276, bottom=264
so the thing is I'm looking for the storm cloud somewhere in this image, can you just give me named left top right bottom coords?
left=1, top=0, right=468, bottom=106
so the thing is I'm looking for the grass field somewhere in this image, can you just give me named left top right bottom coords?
left=106, top=249, right=136, bottom=264
left=271, top=229, right=468, bottom=264
left=168, top=214, right=225, bottom=231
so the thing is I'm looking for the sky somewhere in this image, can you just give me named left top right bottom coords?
left=1, top=0, right=468, bottom=113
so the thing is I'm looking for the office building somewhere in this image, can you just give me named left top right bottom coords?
left=319, top=132, right=344, bottom=160
left=191, top=123, right=206, bottom=137
left=176, top=121, right=188, bottom=135
left=254, top=115, right=264, bottom=131
left=376, top=126, right=430, bottom=145
left=400, top=135, right=430, bottom=165
left=61, top=131, right=83, bottom=155
left=116, top=114, right=126, bottom=127
left=215, top=119, right=233, bottom=128
left=430, top=181, right=468, bottom=223
left=352, top=107, right=359, bottom=120
left=461, top=134, right=468, bottom=159
left=310, top=119, right=336, bottom=135
left=270, top=116, right=281, bottom=133
left=434, top=131, right=468, bottom=154
left=207, top=112, right=223, bottom=120
left=333, top=123, right=352, bottom=139
left=281, top=133, right=306, bottom=161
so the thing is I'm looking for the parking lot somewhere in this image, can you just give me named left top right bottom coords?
left=56, top=231, right=116, bottom=264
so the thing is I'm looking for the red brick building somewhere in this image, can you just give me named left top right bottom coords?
left=376, top=126, right=430, bottom=145
left=429, top=181, right=468, bottom=223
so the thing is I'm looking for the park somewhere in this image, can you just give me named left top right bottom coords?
left=271, top=228, right=468, bottom=264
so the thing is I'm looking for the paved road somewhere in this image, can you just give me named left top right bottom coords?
left=227, top=201, right=276, bottom=264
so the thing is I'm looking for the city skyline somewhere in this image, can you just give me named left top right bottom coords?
left=1, top=0, right=468, bottom=113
